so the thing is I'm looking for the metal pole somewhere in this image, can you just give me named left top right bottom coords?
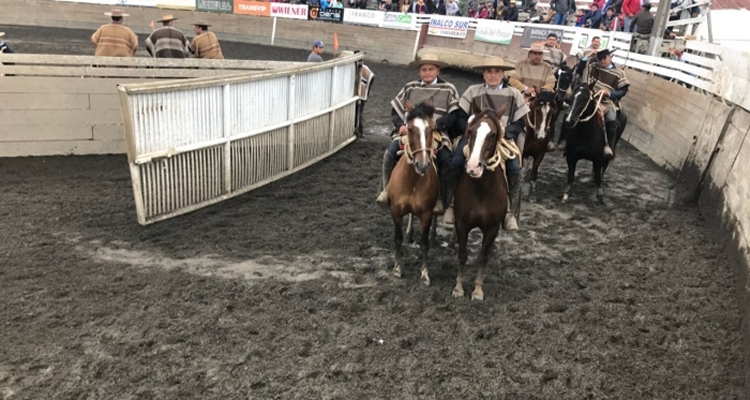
left=705, top=7, right=714, bottom=43
left=648, top=0, right=671, bottom=56
left=271, top=17, right=277, bottom=46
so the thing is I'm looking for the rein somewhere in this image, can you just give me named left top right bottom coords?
left=569, top=89, right=605, bottom=128
left=462, top=119, right=522, bottom=171
left=398, top=126, right=441, bottom=171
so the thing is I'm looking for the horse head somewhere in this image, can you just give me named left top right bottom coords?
left=565, top=81, right=596, bottom=128
left=555, top=63, right=574, bottom=94
left=404, top=98, right=437, bottom=176
left=528, top=89, right=557, bottom=140
left=464, top=101, right=507, bottom=178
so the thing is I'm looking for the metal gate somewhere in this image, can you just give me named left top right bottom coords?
left=117, top=52, right=363, bottom=225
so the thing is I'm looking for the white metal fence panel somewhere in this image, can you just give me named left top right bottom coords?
left=118, top=52, right=364, bottom=225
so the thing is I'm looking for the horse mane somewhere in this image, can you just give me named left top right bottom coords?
left=536, top=90, right=555, bottom=103
left=406, top=102, right=435, bottom=122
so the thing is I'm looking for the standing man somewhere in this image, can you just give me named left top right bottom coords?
left=307, top=40, right=325, bottom=62
left=444, top=57, right=529, bottom=230
left=91, top=10, right=138, bottom=57
left=146, top=15, right=189, bottom=58
left=189, top=21, right=224, bottom=59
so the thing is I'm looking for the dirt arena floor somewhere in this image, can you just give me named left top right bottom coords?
left=0, top=26, right=745, bottom=399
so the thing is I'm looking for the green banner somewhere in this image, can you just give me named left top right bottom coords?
left=196, top=0, right=233, bottom=13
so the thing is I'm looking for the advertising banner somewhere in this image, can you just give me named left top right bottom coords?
left=520, top=26, right=563, bottom=48
left=343, top=8, right=384, bottom=26
left=270, top=3, right=308, bottom=19
left=234, top=0, right=271, bottom=16
left=57, top=0, right=117, bottom=5
left=115, top=0, right=157, bottom=6
left=196, top=0, right=233, bottom=13
left=308, top=6, right=344, bottom=23
left=380, top=12, right=414, bottom=30
left=569, top=30, right=610, bottom=56
left=156, top=0, right=195, bottom=9
left=427, top=15, right=470, bottom=39
left=474, top=19, right=514, bottom=45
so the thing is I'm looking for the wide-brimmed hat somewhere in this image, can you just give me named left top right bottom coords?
left=194, top=21, right=211, bottom=27
left=157, top=14, right=179, bottom=23
left=0, top=32, right=4, bottom=38
left=104, top=9, right=129, bottom=17
left=474, top=56, right=515, bottom=71
left=597, top=48, right=616, bottom=59
left=529, top=43, right=547, bottom=53
left=408, top=54, right=448, bottom=69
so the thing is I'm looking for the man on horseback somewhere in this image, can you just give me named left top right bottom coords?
left=573, top=48, right=629, bottom=159
left=507, top=43, right=557, bottom=152
left=375, top=54, right=461, bottom=214
left=443, top=56, right=529, bottom=231
left=542, top=33, right=566, bottom=69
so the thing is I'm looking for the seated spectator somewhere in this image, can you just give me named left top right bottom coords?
left=415, top=0, right=427, bottom=12
left=484, top=1, right=496, bottom=17
left=380, top=0, right=399, bottom=11
left=601, top=7, right=620, bottom=30
left=574, top=9, right=587, bottom=26
left=400, top=0, right=411, bottom=12
left=581, top=3, right=603, bottom=28
left=504, top=0, right=519, bottom=20
left=331, top=0, right=344, bottom=7
left=445, top=0, right=460, bottom=15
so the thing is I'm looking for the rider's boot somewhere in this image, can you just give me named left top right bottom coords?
left=375, top=151, right=396, bottom=209
left=433, top=161, right=449, bottom=215
left=504, top=170, right=522, bottom=231
left=603, top=120, right=617, bottom=160
left=440, top=163, right=460, bottom=225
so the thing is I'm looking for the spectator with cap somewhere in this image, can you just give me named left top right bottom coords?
left=504, top=0, right=519, bottom=20
left=189, top=21, right=224, bottom=59
left=146, top=15, right=189, bottom=58
left=91, top=9, right=138, bottom=57
left=308, top=40, right=325, bottom=62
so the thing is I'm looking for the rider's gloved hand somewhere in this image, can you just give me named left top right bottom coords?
left=504, top=124, right=521, bottom=139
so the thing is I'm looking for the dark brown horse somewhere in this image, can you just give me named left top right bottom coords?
left=387, top=99, right=440, bottom=286
left=522, top=89, right=557, bottom=203
left=452, top=103, right=509, bottom=301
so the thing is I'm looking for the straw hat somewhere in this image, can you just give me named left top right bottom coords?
left=529, top=43, right=547, bottom=53
left=408, top=54, right=448, bottom=69
left=104, top=9, right=129, bottom=17
left=157, top=14, right=179, bottom=23
left=194, top=21, right=211, bottom=27
left=474, top=56, right=515, bottom=71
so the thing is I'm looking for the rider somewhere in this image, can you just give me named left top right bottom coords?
left=507, top=43, right=556, bottom=152
left=575, top=48, right=630, bottom=159
left=375, top=54, right=461, bottom=214
left=442, top=56, right=529, bottom=231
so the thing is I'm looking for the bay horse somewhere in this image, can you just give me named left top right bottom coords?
left=562, top=82, right=627, bottom=204
left=387, top=99, right=440, bottom=286
left=452, top=103, right=509, bottom=301
left=521, top=89, right=557, bottom=203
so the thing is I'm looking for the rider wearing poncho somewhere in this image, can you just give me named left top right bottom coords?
left=376, top=54, right=461, bottom=215
left=575, top=48, right=629, bottom=159
left=443, top=56, right=530, bottom=231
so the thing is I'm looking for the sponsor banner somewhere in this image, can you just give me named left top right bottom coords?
left=427, top=15, right=469, bottom=39
left=196, top=0, right=233, bottom=13
left=115, top=0, right=157, bottom=6
left=474, top=19, right=514, bottom=45
left=520, top=26, right=563, bottom=48
left=271, top=3, right=308, bottom=19
left=57, top=0, right=117, bottom=4
left=234, top=0, right=270, bottom=15
left=569, top=30, right=610, bottom=56
left=308, top=6, right=344, bottom=23
left=156, top=0, right=195, bottom=9
left=380, top=12, right=414, bottom=30
left=343, top=8, right=384, bottom=26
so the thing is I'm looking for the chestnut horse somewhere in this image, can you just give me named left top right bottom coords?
left=387, top=99, right=440, bottom=286
left=522, top=89, right=557, bottom=203
left=452, top=103, right=510, bottom=301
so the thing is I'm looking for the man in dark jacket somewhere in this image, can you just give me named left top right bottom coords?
left=504, top=0, right=519, bottom=20
left=582, top=3, right=603, bottom=28
left=630, top=3, right=653, bottom=34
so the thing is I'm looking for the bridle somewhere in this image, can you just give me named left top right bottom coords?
left=400, top=115, right=439, bottom=167
left=567, top=87, right=605, bottom=128
left=462, top=114, right=519, bottom=172
left=525, top=95, right=554, bottom=135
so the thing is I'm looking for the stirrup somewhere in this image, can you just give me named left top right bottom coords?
left=603, top=145, right=614, bottom=159
left=375, top=190, right=389, bottom=209
left=433, top=199, right=445, bottom=215
left=504, top=214, right=518, bottom=231
left=546, top=141, right=556, bottom=152
left=442, top=207, right=455, bottom=225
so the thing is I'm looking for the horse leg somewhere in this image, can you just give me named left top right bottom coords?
left=404, top=214, right=414, bottom=244
left=529, top=153, right=545, bottom=204
left=594, top=163, right=604, bottom=204
left=562, top=157, right=577, bottom=203
left=418, top=212, right=433, bottom=287
left=472, top=225, right=500, bottom=301
left=429, top=214, right=439, bottom=248
left=453, top=222, right=470, bottom=298
left=448, top=226, right=457, bottom=250
left=392, top=216, right=405, bottom=278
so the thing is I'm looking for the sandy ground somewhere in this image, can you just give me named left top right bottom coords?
left=0, top=25, right=744, bottom=399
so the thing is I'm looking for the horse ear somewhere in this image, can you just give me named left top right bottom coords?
left=471, top=99, right=482, bottom=116
left=405, top=100, right=414, bottom=113
left=496, top=104, right=507, bottom=120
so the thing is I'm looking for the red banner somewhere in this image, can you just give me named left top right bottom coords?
left=234, top=0, right=270, bottom=16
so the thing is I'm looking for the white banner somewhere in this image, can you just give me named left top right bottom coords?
left=57, top=0, right=116, bottom=4
left=427, top=15, right=470, bottom=39
left=474, top=19, right=514, bottom=45
left=156, top=0, right=195, bottom=9
left=344, top=9, right=384, bottom=26
left=115, top=0, right=157, bottom=6
left=569, top=30, right=610, bottom=56
left=380, top=12, right=416, bottom=30
left=270, top=3, right=308, bottom=19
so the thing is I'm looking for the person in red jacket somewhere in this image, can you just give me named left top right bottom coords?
left=621, top=0, right=642, bottom=33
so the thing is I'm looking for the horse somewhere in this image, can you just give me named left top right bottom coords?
left=521, top=89, right=557, bottom=203
left=452, top=103, right=510, bottom=301
left=387, top=99, right=441, bottom=286
left=561, top=82, right=627, bottom=204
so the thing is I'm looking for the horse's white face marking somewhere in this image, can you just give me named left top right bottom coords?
left=567, top=91, right=583, bottom=123
left=413, top=118, right=428, bottom=162
left=467, top=121, right=490, bottom=176
left=537, top=104, right=550, bottom=140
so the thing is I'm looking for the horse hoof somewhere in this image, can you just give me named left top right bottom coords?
left=471, top=289, right=484, bottom=301
left=393, top=265, right=402, bottom=278
left=420, top=269, right=431, bottom=286
left=529, top=196, right=537, bottom=204
left=452, top=287, right=464, bottom=298
left=562, top=194, right=569, bottom=203
left=597, top=195, right=605, bottom=205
